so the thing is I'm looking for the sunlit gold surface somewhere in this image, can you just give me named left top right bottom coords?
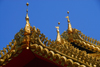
left=68, top=23, right=72, bottom=33
left=65, top=11, right=72, bottom=33
left=55, top=26, right=61, bottom=43
left=25, top=3, right=30, bottom=34
left=88, top=53, right=100, bottom=60
left=1, top=3, right=100, bottom=67
left=25, top=18, right=30, bottom=34
left=24, top=3, right=30, bottom=48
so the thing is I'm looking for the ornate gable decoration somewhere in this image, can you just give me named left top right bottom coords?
left=0, top=2, right=100, bottom=67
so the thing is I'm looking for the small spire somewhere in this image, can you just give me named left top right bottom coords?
left=65, top=11, right=72, bottom=33
left=26, top=2, right=29, bottom=21
left=24, top=2, right=31, bottom=35
left=55, top=22, right=61, bottom=43
left=66, top=11, right=70, bottom=23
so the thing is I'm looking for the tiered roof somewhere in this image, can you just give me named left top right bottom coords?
left=0, top=2, right=100, bottom=67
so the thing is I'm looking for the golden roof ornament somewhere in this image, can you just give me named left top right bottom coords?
left=26, top=2, right=29, bottom=21
left=24, top=2, right=31, bottom=35
left=26, top=2, right=29, bottom=6
left=67, top=11, right=69, bottom=14
left=55, top=22, right=61, bottom=43
left=65, top=11, right=72, bottom=33
left=58, top=22, right=60, bottom=25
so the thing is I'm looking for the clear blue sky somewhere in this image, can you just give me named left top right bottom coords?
left=0, top=0, right=100, bottom=50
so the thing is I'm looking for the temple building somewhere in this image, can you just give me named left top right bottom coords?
left=0, top=2, right=100, bottom=67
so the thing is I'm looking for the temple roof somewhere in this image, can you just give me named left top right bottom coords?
left=0, top=2, right=100, bottom=67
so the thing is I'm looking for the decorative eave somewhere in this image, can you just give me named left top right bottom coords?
left=0, top=26, right=99, bottom=67
left=1, top=2, right=100, bottom=67
left=61, top=28, right=100, bottom=53
left=62, top=11, right=100, bottom=53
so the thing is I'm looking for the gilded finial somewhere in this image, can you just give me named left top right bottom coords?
left=26, top=2, right=29, bottom=21
left=65, top=11, right=72, bottom=33
left=66, top=11, right=70, bottom=23
left=24, top=2, right=31, bottom=35
left=55, top=22, right=61, bottom=43
left=26, top=2, right=29, bottom=13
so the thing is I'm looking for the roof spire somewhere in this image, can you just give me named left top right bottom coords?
left=24, top=2, right=31, bottom=35
left=65, top=11, right=72, bottom=33
left=26, top=2, right=29, bottom=22
left=55, top=22, right=61, bottom=44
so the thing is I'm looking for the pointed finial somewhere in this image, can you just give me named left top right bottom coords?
left=24, top=2, right=31, bottom=35
left=65, top=11, right=72, bottom=33
left=55, top=22, right=60, bottom=31
left=55, top=22, right=61, bottom=44
left=25, top=2, right=29, bottom=21
left=66, top=11, right=70, bottom=23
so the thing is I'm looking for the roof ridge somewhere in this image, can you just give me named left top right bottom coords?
left=77, top=30, right=100, bottom=46
left=0, top=26, right=100, bottom=67
left=30, top=27, right=99, bottom=67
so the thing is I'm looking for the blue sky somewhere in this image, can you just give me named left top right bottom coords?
left=0, top=0, right=100, bottom=50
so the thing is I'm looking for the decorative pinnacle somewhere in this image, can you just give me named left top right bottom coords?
left=66, top=11, right=72, bottom=33
left=24, top=2, right=30, bottom=34
left=25, top=2, right=29, bottom=21
left=55, top=22, right=61, bottom=43
left=56, top=22, right=60, bottom=31
left=65, top=11, right=70, bottom=23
